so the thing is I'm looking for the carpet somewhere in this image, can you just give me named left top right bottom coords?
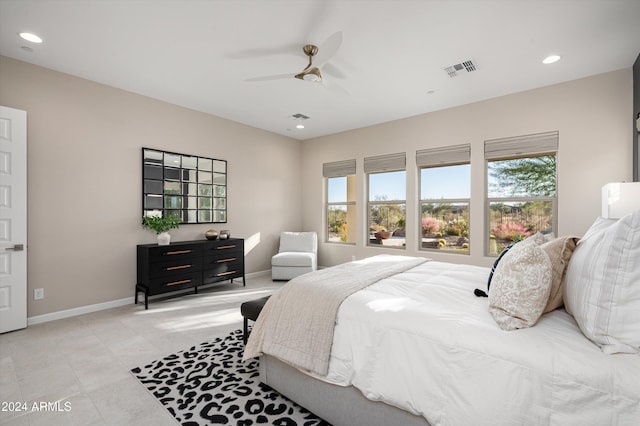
left=131, top=329, right=331, bottom=426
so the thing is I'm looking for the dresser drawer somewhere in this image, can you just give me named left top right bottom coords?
left=147, top=243, right=203, bottom=261
left=147, top=272, right=203, bottom=295
left=148, top=257, right=203, bottom=278
left=203, top=260, right=243, bottom=284
left=202, top=250, right=242, bottom=269
left=204, top=240, right=244, bottom=255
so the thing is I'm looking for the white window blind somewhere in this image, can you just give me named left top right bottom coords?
left=416, top=144, right=470, bottom=168
left=323, top=159, right=356, bottom=178
left=364, top=152, right=406, bottom=173
left=484, top=131, right=558, bottom=160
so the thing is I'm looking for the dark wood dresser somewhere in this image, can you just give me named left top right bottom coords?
left=135, top=238, right=245, bottom=309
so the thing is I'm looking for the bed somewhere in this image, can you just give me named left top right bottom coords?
left=245, top=212, right=640, bottom=426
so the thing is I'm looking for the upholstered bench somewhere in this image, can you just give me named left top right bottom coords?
left=240, top=295, right=271, bottom=344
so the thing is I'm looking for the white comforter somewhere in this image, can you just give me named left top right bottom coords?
left=323, top=260, right=640, bottom=426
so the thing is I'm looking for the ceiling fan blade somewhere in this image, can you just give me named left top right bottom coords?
left=314, top=31, right=342, bottom=67
left=244, top=73, right=293, bottom=82
left=321, top=77, right=349, bottom=96
left=322, top=62, right=346, bottom=80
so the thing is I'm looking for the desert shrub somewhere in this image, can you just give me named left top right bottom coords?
left=339, top=224, right=348, bottom=242
left=421, top=217, right=441, bottom=234
left=370, top=224, right=387, bottom=233
left=443, top=219, right=468, bottom=237
left=491, top=222, right=532, bottom=241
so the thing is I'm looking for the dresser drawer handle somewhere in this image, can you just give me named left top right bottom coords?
left=166, top=279, right=192, bottom=286
left=216, top=257, right=236, bottom=263
left=165, top=250, right=192, bottom=255
left=166, top=264, right=192, bottom=271
left=216, top=245, right=236, bottom=250
left=215, top=270, right=237, bottom=277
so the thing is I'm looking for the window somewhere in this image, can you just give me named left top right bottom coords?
left=324, top=160, right=356, bottom=244
left=485, top=131, right=558, bottom=255
left=417, top=144, right=471, bottom=253
left=365, top=153, right=406, bottom=248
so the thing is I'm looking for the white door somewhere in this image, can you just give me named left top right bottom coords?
left=0, top=106, right=27, bottom=333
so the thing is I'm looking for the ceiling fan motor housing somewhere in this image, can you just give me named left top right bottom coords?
left=296, top=44, right=322, bottom=81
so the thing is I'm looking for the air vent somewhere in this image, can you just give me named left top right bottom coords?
left=290, top=113, right=310, bottom=120
left=443, top=60, right=477, bottom=77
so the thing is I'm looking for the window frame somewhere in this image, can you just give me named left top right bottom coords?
left=364, top=152, right=407, bottom=249
left=325, top=175, right=356, bottom=245
left=323, top=160, right=357, bottom=245
left=484, top=132, right=558, bottom=256
left=417, top=144, right=471, bottom=254
left=366, top=170, right=407, bottom=249
left=419, top=165, right=471, bottom=255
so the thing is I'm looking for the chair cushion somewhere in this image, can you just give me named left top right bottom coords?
left=241, top=296, right=271, bottom=321
left=279, top=232, right=317, bottom=253
left=272, top=251, right=316, bottom=267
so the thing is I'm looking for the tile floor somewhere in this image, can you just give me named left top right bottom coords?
left=0, top=274, right=282, bottom=425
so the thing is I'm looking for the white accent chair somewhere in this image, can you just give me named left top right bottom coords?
left=271, top=232, right=318, bottom=281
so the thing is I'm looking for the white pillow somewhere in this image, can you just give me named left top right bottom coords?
left=488, top=237, right=553, bottom=331
left=564, top=211, right=640, bottom=354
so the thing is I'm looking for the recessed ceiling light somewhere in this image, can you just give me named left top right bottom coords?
left=19, top=32, right=43, bottom=44
left=296, top=124, right=305, bottom=129
left=542, top=55, right=561, bottom=65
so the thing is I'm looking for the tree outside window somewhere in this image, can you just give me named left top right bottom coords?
left=487, top=154, right=557, bottom=254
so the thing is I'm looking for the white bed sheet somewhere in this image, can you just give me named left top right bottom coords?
left=323, top=260, right=640, bottom=426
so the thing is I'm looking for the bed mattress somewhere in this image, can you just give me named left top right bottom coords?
left=321, top=260, right=640, bottom=426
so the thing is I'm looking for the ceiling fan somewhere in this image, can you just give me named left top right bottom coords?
left=245, top=31, right=346, bottom=92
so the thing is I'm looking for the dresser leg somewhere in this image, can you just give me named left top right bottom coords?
left=135, top=284, right=149, bottom=310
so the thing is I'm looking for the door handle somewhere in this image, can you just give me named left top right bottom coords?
left=6, top=244, right=24, bottom=251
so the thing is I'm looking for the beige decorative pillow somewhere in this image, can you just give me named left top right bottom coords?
left=489, top=237, right=553, bottom=331
left=540, top=236, right=579, bottom=313
left=529, top=231, right=555, bottom=245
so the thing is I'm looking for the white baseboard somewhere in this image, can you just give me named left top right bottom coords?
left=27, top=269, right=273, bottom=326
left=27, top=297, right=134, bottom=326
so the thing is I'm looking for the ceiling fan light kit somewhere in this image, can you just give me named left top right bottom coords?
left=296, top=67, right=322, bottom=82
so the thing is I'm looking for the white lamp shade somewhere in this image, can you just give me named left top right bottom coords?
left=602, top=182, right=640, bottom=219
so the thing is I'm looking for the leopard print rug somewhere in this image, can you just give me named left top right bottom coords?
left=131, top=329, right=330, bottom=426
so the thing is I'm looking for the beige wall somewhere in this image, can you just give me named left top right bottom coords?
left=0, top=56, right=302, bottom=317
left=0, top=54, right=633, bottom=318
left=301, top=69, right=633, bottom=268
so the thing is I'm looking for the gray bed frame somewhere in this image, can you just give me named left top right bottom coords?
left=260, top=354, right=431, bottom=426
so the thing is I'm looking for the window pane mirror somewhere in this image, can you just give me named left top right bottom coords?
left=142, top=148, right=227, bottom=223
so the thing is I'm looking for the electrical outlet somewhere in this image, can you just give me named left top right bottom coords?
left=34, top=288, right=44, bottom=300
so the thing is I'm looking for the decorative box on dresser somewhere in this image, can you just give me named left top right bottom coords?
left=135, top=238, right=245, bottom=309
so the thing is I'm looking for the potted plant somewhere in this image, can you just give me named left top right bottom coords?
left=142, top=215, right=181, bottom=245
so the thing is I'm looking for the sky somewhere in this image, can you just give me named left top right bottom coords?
left=327, top=164, right=471, bottom=202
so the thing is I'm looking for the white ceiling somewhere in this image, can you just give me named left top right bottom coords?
left=1, top=0, right=639, bottom=140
